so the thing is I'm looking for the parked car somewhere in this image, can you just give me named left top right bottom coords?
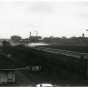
left=36, top=83, right=54, bottom=87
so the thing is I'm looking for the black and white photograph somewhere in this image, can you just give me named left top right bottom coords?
left=0, top=0, right=88, bottom=87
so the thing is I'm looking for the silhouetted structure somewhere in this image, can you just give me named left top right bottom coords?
left=0, top=53, right=25, bottom=84
left=2, top=41, right=11, bottom=47
left=11, top=35, right=21, bottom=41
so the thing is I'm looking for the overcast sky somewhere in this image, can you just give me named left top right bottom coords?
left=0, top=1, right=88, bottom=38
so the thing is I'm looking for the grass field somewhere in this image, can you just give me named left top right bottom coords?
left=42, top=45, right=88, bottom=53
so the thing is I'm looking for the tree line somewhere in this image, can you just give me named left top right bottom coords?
left=42, top=36, right=88, bottom=45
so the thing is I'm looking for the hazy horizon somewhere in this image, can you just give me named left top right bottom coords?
left=0, top=1, right=88, bottom=38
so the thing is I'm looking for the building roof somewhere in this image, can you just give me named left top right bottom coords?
left=0, top=53, right=25, bottom=70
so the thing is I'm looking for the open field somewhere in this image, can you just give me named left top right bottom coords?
left=41, top=45, right=88, bottom=53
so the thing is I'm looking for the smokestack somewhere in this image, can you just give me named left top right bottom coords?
left=34, top=30, right=38, bottom=36
left=36, top=31, right=38, bottom=36
left=30, top=32, right=31, bottom=37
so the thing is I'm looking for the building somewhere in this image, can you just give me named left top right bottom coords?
left=27, top=66, right=41, bottom=71
left=29, top=36, right=42, bottom=42
left=0, top=52, right=25, bottom=84
left=29, top=32, right=42, bottom=42
left=27, top=58, right=42, bottom=71
left=19, top=39, right=29, bottom=42
left=11, top=35, right=21, bottom=41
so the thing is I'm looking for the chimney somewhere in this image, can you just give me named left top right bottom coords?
left=37, top=32, right=38, bottom=36
left=30, top=32, right=31, bottom=37
left=35, top=31, right=38, bottom=36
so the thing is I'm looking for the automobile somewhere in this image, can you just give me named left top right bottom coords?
left=36, top=83, right=53, bottom=87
